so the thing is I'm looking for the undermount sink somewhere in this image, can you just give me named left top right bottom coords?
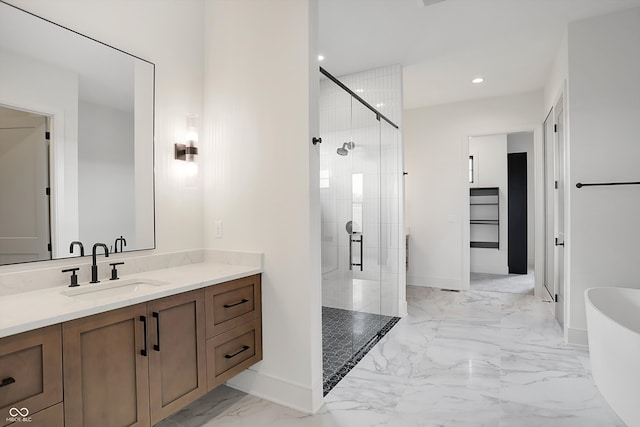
left=61, top=278, right=169, bottom=300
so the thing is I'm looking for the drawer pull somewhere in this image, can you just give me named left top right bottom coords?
left=140, top=315, right=148, bottom=356
left=0, top=377, right=16, bottom=388
left=223, top=298, right=249, bottom=308
left=224, top=345, right=250, bottom=359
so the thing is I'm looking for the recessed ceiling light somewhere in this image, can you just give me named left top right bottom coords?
left=472, top=77, right=485, bottom=84
left=318, top=54, right=325, bottom=61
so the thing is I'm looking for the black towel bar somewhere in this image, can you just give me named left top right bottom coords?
left=576, top=181, right=640, bottom=188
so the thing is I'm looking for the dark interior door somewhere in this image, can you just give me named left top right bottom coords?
left=508, top=152, right=527, bottom=274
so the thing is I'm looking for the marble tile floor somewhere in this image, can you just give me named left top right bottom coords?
left=156, top=285, right=624, bottom=427
left=470, top=268, right=534, bottom=295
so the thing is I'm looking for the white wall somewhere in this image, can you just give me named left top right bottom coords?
left=544, top=31, right=568, bottom=112
left=405, top=91, right=543, bottom=290
left=507, top=131, right=535, bottom=266
left=469, top=134, right=508, bottom=274
left=2, top=0, right=205, bottom=260
left=565, top=7, right=640, bottom=341
left=203, top=0, right=322, bottom=413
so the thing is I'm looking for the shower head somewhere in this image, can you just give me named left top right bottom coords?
left=337, top=141, right=355, bottom=156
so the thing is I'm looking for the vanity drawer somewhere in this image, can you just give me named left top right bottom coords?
left=0, top=325, right=63, bottom=427
left=205, top=274, right=261, bottom=338
left=206, top=320, right=262, bottom=390
left=5, top=403, right=64, bottom=427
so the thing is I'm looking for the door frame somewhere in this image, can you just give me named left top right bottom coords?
left=543, top=108, right=555, bottom=301
left=540, top=87, right=570, bottom=336
left=553, top=94, right=568, bottom=331
left=463, top=126, right=545, bottom=298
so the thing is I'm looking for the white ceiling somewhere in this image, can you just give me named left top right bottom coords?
left=318, top=0, right=640, bottom=109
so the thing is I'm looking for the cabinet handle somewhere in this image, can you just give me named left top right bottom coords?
left=140, top=315, right=148, bottom=356
left=224, top=345, right=250, bottom=359
left=223, top=299, right=249, bottom=308
left=0, top=377, right=15, bottom=388
left=153, top=311, right=160, bottom=351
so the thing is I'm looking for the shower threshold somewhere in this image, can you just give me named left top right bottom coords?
left=322, top=306, right=400, bottom=396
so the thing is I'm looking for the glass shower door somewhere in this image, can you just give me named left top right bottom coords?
left=346, top=98, right=383, bottom=359
left=320, top=94, right=382, bottom=316
left=320, top=88, right=383, bottom=393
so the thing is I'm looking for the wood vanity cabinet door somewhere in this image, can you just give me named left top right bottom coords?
left=62, top=304, right=150, bottom=427
left=147, top=289, right=206, bottom=425
left=0, top=324, right=62, bottom=427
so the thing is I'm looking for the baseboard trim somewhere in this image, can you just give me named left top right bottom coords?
left=407, top=275, right=462, bottom=290
left=567, top=327, right=588, bottom=346
left=469, top=265, right=509, bottom=275
left=225, top=367, right=324, bottom=414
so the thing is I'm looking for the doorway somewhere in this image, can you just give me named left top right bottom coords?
left=508, top=152, right=527, bottom=274
left=0, top=105, right=51, bottom=264
left=468, top=131, right=535, bottom=295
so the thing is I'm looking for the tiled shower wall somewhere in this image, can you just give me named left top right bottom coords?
left=319, top=65, right=404, bottom=316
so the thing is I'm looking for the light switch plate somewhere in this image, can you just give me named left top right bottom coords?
left=215, top=220, right=223, bottom=239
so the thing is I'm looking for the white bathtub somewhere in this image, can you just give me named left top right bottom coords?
left=585, top=287, right=640, bottom=427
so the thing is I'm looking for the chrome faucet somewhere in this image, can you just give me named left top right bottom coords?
left=70, top=241, right=85, bottom=256
left=90, top=243, right=109, bottom=283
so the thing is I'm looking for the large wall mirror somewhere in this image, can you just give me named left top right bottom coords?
left=0, top=1, right=155, bottom=266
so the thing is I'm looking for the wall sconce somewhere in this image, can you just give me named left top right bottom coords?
left=175, top=114, right=198, bottom=176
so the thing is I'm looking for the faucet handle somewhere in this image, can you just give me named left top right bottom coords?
left=109, top=262, right=125, bottom=281
left=62, top=267, right=80, bottom=287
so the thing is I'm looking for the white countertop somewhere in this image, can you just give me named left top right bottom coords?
left=0, top=261, right=261, bottom=339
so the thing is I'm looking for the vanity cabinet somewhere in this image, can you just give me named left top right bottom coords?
left=0, top=324, right=63, bottom=427
left=1, top=274, right=261, bottom=427
left=205, top=274, right=262, bottom=390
